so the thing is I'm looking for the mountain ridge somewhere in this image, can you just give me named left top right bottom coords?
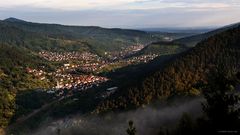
left=0, top=17, right=155, bottom=55
left=175, top=22, right=240, bottom=47
left=2, top=17, right=148, bottom=34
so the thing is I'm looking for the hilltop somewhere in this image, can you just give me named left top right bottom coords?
left=4, top=17, right=27, bottom=23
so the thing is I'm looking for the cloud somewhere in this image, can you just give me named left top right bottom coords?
left=0, top=0, right=239, bottom=10
left=0, top=0, right=136, bottom=10
left=0, top=0, right=240, bottom=28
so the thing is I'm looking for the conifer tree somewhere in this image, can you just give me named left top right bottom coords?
left=126, top=120, right=136, bottom=135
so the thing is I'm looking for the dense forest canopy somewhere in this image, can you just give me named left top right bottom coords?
left=95, top=26, right=240, bottom=113
left=0, top=45, right=53, bottom=127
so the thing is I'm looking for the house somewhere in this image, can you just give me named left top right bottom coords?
left=107, top=87, right=118, bottom=92
left=64, top=64, right=70, bottom=67
left=106, top=87, right=118, bottom=95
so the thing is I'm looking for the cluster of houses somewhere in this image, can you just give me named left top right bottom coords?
left=28, top=47, right=160, bottom=100
left=103, top=54, right=159, bottom=70
left=46, top=75, right=109, bottom=100
left=26, top=63, right=109, bottom=98
left=29, top=51, right=158, bottom=87
left=78, top=62, right=107, bottom=73
left=126, top=54, right=159, bottom=64
left=105, top=45, right=144, bottom=60
left=54, top=62, right=105, bottom=73
left=54, top=75, right=109, bottom=90
left=38, top=51, right=101, bottom=62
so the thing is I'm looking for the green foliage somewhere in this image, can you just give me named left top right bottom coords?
left=0, top=44, right=53, bottom=127
left=96, top=26, right=240, bottom=113
left=0, top=89, right=15, bottom=127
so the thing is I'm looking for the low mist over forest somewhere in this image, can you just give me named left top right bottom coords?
left=32, top=98, right=203, bottom=135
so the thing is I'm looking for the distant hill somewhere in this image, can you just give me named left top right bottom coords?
left=139, top=27, right=213, bottom=33
left=4, top=17, right=27, bottom=23
left=0, top=20, right=79, bottom=52
left=1, top=18, right=155, bottom=55
left=95, top=25, right=240, bottom=113
left=175, top=22, right=240, bottom=47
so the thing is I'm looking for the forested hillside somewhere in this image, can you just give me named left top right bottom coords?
left=0, top=21, right=91, bottom=52
left=95, top=26, right=240, bottom=113
left=1, top=18, right=155, bottom=55
left=0, top=45, right=53, bottom=127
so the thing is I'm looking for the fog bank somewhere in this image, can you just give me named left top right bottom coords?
left=31, top=97, right=204, bottom=135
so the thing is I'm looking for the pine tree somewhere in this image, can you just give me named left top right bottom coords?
left=126, top=120, right=136, bottom=135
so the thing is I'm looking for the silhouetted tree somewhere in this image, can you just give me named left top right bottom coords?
left=126, top=120, right=136, bottom=135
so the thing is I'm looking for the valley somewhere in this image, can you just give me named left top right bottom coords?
left=0, top=16, right=240, bottom=135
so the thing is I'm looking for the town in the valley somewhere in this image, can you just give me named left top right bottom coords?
left=27, top=45, right=159, bottom=99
